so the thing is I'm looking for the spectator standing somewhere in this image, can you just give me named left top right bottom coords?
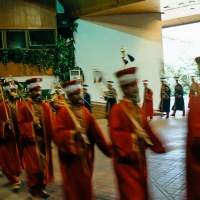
left=159, top=78, right=171, bottom=118
left=142, top=80, right=154, bottom=120
left=171, top=77, right=185, bottom=116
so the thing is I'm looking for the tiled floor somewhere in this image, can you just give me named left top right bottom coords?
left=0, top=112, right=187, bottom=200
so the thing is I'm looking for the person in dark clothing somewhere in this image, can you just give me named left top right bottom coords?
left=82, top=84, right=92, bottom=113
left=171, top=77, right=185, bottom=116
left=159, top=78, right=171, bottom=118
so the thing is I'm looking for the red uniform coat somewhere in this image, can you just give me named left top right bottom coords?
left=18, top=100, right=54, bottom=187
left=186, top=96, right=200, bottom=200
left=0, top=100, right=23, bottom=179
left=109, top=98, right=166, bottom=200
left=53, top=105, right=112, bottom=200
left=142, top=88, right=153, bottom=118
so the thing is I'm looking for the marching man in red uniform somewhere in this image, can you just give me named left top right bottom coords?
left=109, top=67, right=166, bottom=200
left=18, top=78, right=54, bottom=200
left=186, top=88, right=200, bottom=200
left=142, top=80, right=154, bottom=120
left=0, top=80, right=23, bottom=191
left=53, top=80, right=112, bottom=200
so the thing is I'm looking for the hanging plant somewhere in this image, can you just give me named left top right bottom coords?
left=0, top=49, right=56, bottom=71
left=0, top=20, right=84, bottom=82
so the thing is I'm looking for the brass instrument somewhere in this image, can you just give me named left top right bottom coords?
left=46, top=92, right=64, bottom=112
left=48, top=82, right=60, bottom=94
left=45, top=82, right=65, bottom=109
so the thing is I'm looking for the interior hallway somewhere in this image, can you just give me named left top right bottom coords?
left=0, top=111, right=187, bottom=200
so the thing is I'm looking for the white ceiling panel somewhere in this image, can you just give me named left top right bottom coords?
left=60, top=0, right=200, bottom=27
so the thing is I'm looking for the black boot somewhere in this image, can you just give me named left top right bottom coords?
left=37, top=190, right=51, bottom=198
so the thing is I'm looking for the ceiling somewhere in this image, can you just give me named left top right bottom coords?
left=59, top=0, right=200, bottom=27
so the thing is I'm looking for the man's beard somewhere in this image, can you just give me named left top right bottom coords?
left=70, top=98, right=81, bottom=105
left=9, top=95, right=17, bottom=101
left=32, top=94, right=42, bottom=102
left=8, top=92, right=17, bottom=100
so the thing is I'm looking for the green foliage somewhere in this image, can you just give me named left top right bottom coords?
left=0, top=49, right=56, bottom=71
left=52, top=35, right=84, bottom=82
left=164, top=57, right=198, bottom=95
left=71, top=22, right=78, bottom=32
left=0, top=20, right=84, bottom=82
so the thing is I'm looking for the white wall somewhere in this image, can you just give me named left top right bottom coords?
left=74, top=13, right=164, bottom=109
left=2, top=13, right=164, bottom=109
